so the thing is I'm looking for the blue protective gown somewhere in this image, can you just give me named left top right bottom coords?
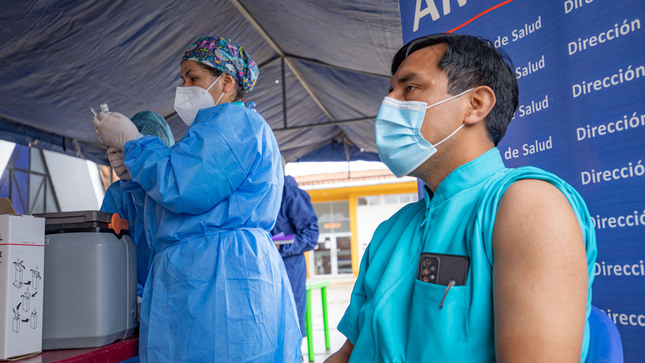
left=338, top=148, right=597, bottom=363
left=100, top=180, right=153, bottom=297
left=271, top=175, right=319, bottom=337
left=121, top=102, right=302, bottom=362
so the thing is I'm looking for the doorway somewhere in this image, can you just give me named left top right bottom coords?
left=311, top=233, right=353, bottom=276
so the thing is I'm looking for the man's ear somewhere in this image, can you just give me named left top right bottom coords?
left=464, top=85, right=496, bottom=125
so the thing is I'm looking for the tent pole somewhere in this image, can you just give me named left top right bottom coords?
left=229, top=0, right=335, bottom=121
left=271, top=116, right=376, bottom=132
left=258, top=55, right=281, bottom=69
left=287, top=54, right=391, bottom=79
left=282, top=58, right=288, bottom=129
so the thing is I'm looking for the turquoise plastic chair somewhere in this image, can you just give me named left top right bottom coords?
left=586, top=306, right=624, bottom=363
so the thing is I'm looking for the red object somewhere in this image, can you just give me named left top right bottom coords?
left=10, top=336, right=138, bottom=363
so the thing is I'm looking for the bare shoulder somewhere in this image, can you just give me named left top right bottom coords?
left=498, top=178, right=572, bottom=212
left=494, top=178, right=582, bottom=250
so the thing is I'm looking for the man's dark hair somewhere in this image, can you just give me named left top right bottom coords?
left=391, top=33, right=519, bottom=146
left=197, top=62, right=247, bottom=102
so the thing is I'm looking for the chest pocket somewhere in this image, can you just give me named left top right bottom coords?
left=405, top=279, right=471, bottom=362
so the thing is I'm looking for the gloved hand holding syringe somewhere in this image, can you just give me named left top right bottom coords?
left=91, top=102, right=142, bottom=151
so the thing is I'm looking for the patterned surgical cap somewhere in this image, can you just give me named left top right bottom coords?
left=181, top=36, right=259, bottom=92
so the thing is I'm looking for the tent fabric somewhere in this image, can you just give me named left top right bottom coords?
left=0, top=0, right=402, bottom=165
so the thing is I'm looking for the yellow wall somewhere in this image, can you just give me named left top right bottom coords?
left=305, top=181, right=418, bottom=276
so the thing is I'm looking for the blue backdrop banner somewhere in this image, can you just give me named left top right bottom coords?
left=400, top=0, right=645, bottom=361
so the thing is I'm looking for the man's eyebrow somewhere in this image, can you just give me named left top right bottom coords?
left=389, top=72, right=420, bottom=90
left=396, top=72, right=420, bottom=85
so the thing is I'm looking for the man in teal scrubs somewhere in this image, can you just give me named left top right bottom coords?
left=326, top=33, right=597, bottom=362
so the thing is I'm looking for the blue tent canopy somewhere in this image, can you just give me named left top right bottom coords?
left=0, top=0, right=402, bottom=164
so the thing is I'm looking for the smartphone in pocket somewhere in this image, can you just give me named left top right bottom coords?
left=417, top=253, right=470, bottom=286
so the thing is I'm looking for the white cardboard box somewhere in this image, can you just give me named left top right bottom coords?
left=0, top=199, right=45, bottom=360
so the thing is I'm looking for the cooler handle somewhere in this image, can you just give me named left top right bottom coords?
left=108, top=213, right=130, bottom=235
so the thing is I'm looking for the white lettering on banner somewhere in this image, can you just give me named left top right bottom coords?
left=503, top=136, right=553, bottom=160
left=517, top=95, right=549, bottom=117
left=572, top=64, right=645, bottom=98
left=568, top=18, right=641, bottom=56
left=516, top=55, right=546, bottom=79
left=599, top=308, right=645, bottom=328
left=595, top=260, right=645, bottom=277
left=564, top=0, right=594, bottom=14
left=494, top=34, right=509, bottom=48
left=591, top=209, right=645, bottom=230
left=494, top=16, right=543, bottom=48
left=522, top=136, right=552, bottom=156
left=413, top=0, right=468, bottom=32
left=577, top=111, right=645, bottom=141
left=580, top=160, right=645, bottom=185
left=511, top=16, right=542, bottom=42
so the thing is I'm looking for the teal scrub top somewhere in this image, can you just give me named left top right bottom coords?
left=338, top=148, right=597, bottom=363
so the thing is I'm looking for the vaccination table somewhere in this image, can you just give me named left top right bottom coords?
left=11, top=336, right=138, bottom=363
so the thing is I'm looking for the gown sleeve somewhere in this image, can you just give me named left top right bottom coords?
left=100, top=181, right=126, bottom=214
left=122, top=105, right=257, bottom=215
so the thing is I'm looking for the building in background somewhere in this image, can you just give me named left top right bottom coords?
left=296, top=169, right=418, bottom=277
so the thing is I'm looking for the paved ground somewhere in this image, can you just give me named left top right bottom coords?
left=301, top=276, right=356, bottom=362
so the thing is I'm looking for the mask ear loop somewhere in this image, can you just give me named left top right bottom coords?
left=425, top=88, right=474, bottom=109
left=206, top=74, right=225, bottom=106
left=434, top=123, right=466, bottom=147
left=428, top=88, right=473, bottom=147
left=215, top=91, right=225, bottom=106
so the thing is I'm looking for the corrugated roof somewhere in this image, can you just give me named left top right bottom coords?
left=294, top=169, right=397, bottom=186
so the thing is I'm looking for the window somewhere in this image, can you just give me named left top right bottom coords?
left=357, top=196, right=381, bottom=206
left=384, top=193, right=418, bottom=204
left=313, top=201, right=350, bottom=233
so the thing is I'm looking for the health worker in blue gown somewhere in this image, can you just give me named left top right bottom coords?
left=92, top=36, right=302, bottom=362
left=100, top=111, right=174, bottom=297
left=271, top=170, right=319, bottom=337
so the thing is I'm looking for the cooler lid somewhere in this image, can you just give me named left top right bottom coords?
left=34, top=210, right=129, bottom=235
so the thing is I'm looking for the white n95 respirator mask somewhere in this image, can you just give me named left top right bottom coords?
left=374, top=88, right=472, bottom=178
left=174, top=74, right=225, bottom=126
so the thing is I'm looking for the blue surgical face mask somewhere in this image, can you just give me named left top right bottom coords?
left=374, top=88, right=473, bottom=178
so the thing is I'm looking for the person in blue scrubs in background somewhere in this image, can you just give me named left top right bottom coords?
left=271, top=160, right=319, bottom=338
left=92, top=36, right=301, bottom=362
left=326, top=33, right=597, bottom=362
left=100, top=110, right=174, bottom=298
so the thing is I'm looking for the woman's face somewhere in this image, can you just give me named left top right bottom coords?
left=179, top=60, right=225, bottom=103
